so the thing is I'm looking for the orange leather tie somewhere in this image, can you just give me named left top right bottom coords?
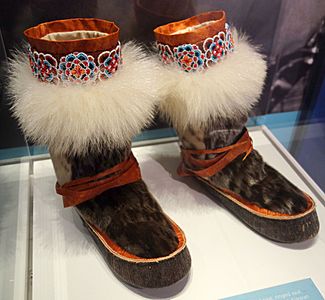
left=56, top=153, right=141, bottom=207
left=178, top=129, right=253, bottom=178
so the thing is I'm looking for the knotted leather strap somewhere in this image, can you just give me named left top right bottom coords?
left=178, top=129, right=253, bottom=177
left=56, top=153, right=141, bottom=207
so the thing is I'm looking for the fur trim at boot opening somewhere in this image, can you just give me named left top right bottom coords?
left=157, top=29, right=267, bottom=132
left=8, top=42, right=160, bottom=155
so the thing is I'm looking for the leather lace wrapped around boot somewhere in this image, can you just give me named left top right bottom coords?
left=154, top=11, right=319, bottom=243
left=7, top=18, right=191, bottom=288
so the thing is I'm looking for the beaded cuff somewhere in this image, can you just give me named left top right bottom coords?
left=156, top=23, right=234, bottom=72
left=28, top=41, right=121, bottom=84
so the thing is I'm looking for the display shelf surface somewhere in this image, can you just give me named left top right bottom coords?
left=0, top=162, right=30, bottom=300
left=31, top=127, right=325, bottom=300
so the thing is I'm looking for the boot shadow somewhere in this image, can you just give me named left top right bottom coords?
left=270, top=237, right=318, bottom=249
left=124, top=272, right=191, bottom=299
left=32, top=173, right=95, bottom=257
left=146, top=153, right=218, bottom=205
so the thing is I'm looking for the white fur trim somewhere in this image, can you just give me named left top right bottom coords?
left=8, top=42, right=160, bottom=155
left=157, top=29, right=267, bottom=132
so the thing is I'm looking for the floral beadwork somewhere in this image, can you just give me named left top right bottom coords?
left=173, top=44, right=205, bottom=72
left=203, top=31, right=228, bottom=67
left=203, top=33, right=226, bottom=65
left=224, top=23, right=235, bottom=52
left=98, top=42, right=121, bottom=80
left=157, top=43, right=174, bottom=64
left=28, top=47, right=38, bottom=77
left=156, top=23, right=235, bottom=72
left=27, top=42, right=121, bottom=84
left=28, top=47, right=58, bottom=83
left=58, top=52, right=98, bottom=83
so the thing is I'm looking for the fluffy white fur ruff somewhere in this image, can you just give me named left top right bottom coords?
left=8, top=42, right=160, bottom=156
left=158, top=29, right=267, bottom=132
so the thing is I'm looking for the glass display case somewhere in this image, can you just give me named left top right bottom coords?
left=0, top=1, right=324, bottom=299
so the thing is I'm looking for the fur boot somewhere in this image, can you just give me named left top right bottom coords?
left=154, top=11, right=319, bottom=243
left=8, top=18, right=190, bottom=288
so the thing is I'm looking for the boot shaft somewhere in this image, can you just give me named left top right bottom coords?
left=153, top=10, right=266, bottom=136
left=180, top=114, right=248, bottom=152
left=8, top=18, right=160, bottom=159
left=51, top=146, right=130, bottom=186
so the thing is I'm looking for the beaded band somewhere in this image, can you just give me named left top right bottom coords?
left=28, top=41, right=121, bottom=84
left=156, top=24, right=234, bottom=72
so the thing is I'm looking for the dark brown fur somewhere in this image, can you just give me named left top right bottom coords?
left=66, top=147, right=179, bottom=258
